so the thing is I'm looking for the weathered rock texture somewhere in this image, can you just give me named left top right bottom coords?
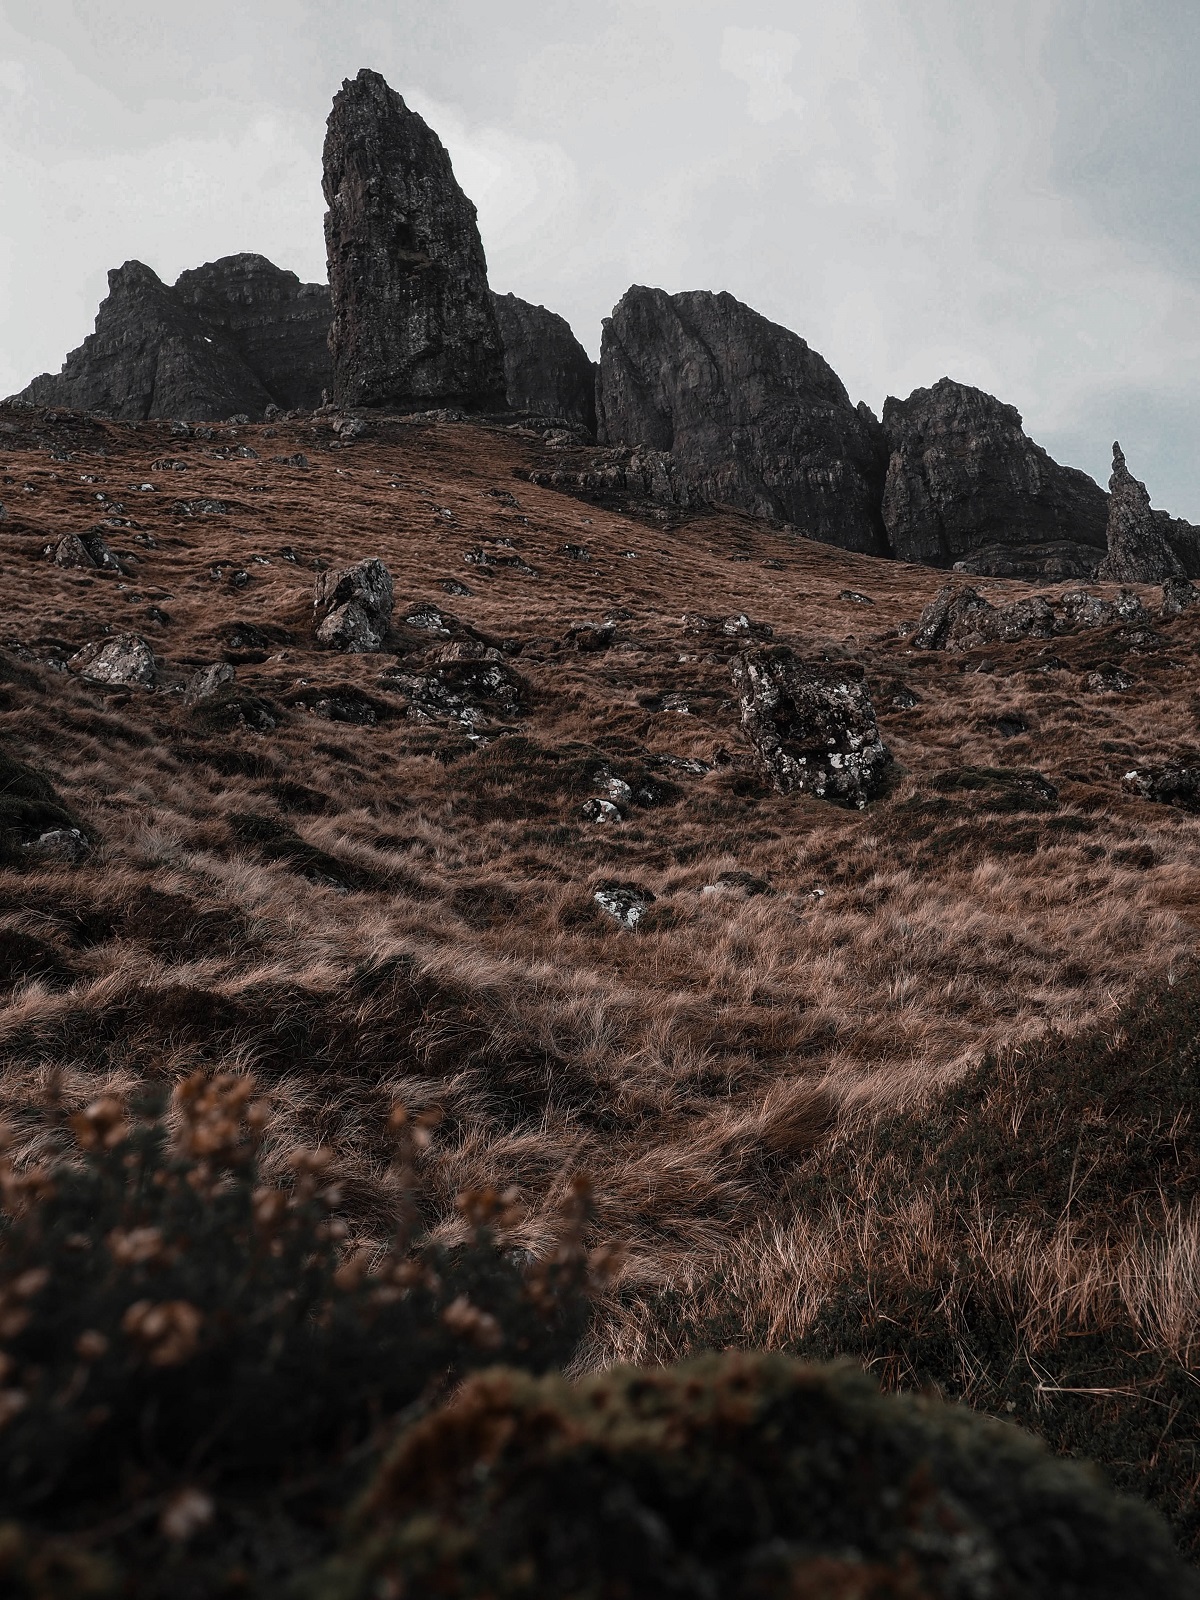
left=323, top=68, right=506, bottom=411
left=881, top=379, right=1109, bottom=576
left=314, top=557, right=394, bottom=653
left=596, top=287, right=888, bottom=555
left=491, top=292, right=596, bottom=433
left=13, top=257, right=331, bottom=421
left=911, top=586, right=1058, bottom=651
left=731, top=647, right=891, bottom=807
left=174, top=254, right=331, bottom=411
left=68, top=634, right=157, bottom=687
left=1098, top=443, right=1186, bottom=583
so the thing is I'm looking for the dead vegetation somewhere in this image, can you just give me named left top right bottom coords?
left=2, top=401, right=1200, bottom=1549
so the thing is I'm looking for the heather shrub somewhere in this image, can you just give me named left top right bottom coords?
left=316, top=1352, right=1196, bottom=1600
left=0, top=1075, right=592, bottom=1596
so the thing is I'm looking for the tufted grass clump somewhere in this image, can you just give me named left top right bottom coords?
left=0, top=1074, right=593, bottom=1597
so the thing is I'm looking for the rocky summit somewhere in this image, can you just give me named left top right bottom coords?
left=880, top=377, right=1110, bottom=578
left=492, top=291, right=597, bottom=434
left=14, top=256, right=330, bottom=422
left=597, top=286, right=889, bottom=555
left=322, top=68, right=506, bottom=412
left=1100, top=441, right=1187, bottom=583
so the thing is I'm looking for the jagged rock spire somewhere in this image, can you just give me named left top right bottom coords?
left=1098, top=442, right=1185, bottom=584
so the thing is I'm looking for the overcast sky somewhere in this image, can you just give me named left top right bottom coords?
left=3, top=1, right=1199, bottom=514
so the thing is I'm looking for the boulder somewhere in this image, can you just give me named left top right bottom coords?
left=910, top=585, right=1057, bottom=651
left=593, top=882, right=655, bottom=928
left=1098, top=443, right=1186, bottom=583
left=52, top=530, right=120, bottom=571
left=322, top=68, right=506, bottom=411
left=174, top=254, right=332, bottom=411
left=1060, top=587, right=1149, bottom=630
left=313, top=558, right=394, bottom=653
left=1124, top=763, right=1200, bottom=811
left=10, top=255, right=331, bottom=421
left=68, top=633, right=157, bottom=687
left=380, top=642, right=524, bottom=728
left=596, top=287, right=888, bottom=555
left=731, top=646, right=891, bottom=807
left=1161, top=575, right=1200, bottom=617
left=184, top=663, right=236, bottom=704
left=1085, top=663, right=1134, bottom=693
left=491, top=292, right=596, bottom=433
left=881, top=378, right=1109, bottom=575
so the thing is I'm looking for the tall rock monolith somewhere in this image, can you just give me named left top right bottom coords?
left=596, top=287, right=888, bottom=555
left=1099, top=442, right=1186, bottom=583
left=322, top=68, right=506, bottom=412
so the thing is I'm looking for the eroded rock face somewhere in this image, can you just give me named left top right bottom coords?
left=174, top=254, right=332, bottom=411
left=911, top=586, right=1057, bottom=651
left=13, top=256, right=332, bottom=421
left=881, top=379, right=1109, bottom=575
left=491, top=292, right=596, bottom=433
left=1161, top=575, right=1200, bottom=616
left=314, top=558, right=394, bottom=653
left=1098, top=443, right=1186, bottom=584
left=731, top=647, right=891, bottom=807
left=323, top=69, right=506, bottom=411
left=596, top=287, right=888, bottom=555
left=68, top=634, right=157, bottom=687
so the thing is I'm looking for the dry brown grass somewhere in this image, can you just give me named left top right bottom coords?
left=2, top=401, right=1200, bottom=1380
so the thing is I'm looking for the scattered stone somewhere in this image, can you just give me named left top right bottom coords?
left=881, top=378, right=1108, bottom=574
left=910, top=585, right=1057, bottom=651
left=566, top=623, right=615, bottom=652
left=403, top=602, right=451, bottom=634
left=1098, top=443, right=1185, bottom=584
left=492, top=292, right=596, bottom=434
left=562, top=543, right=591, bottom=561
left=991, top=714, right=1029, bottom=738
left=185, top=662, right=236, bottom=704
left=731, top=646, right=891, bottom=807
left=702, top=870, right=772, bottom=896
left=174, top=498, right=230, bottom=517
left=322, top=69, right=506, bottom=411
left=52, top=529, right=120, bottom=571
left=68, top=633, right=157, bottom=687
left=381, top=643, right=523, bottom=729
left=597, top=286, right=888, bottom=554
left=1123, top=764, right=1200, bottom=811
left=593, top=882, right=655, bottom=929
left=441, top=579, right=472, bottom=597
left=24, top=827, right=91, bottom=864
left=581, top=798, right=622, bottom=825
left=890, top=684, right=923, bottom=709
left=273, top=453, right=311, bottom=468
left=839, top=590, right=875, bottom=605
left=1060, top=587, right=1149, bottom=630
left=331, top=414, right=367, bottom=439
left=314, top=557, right=394, bottom=653
left=1161, top=575, right=1200, bottom=617
left=1085, top=663, right=1134, bottom=694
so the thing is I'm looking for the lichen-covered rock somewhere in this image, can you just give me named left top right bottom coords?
left=1099, top=443, right=1186, bottom=583
left=380, top=641, right=523, bottom=730
left=68, top=633, right=157, bottom=687
left=184, top=663, right=236, bottom=704
left=322, top=69, right=506, bottom=411
left=910, top=585, right=1057, bottom=651
left=319, top=1354, right=1197, bottom=1600
left=492, top=292, right=596, bottom=433
left=314, top=558, right=394, bottom=653
left=1161, top=575, right=1200, bottom=617
left=1060, top=587, right=1149, bottom=630
left=596, top=287, right=888, bottom=554
left=1085, top=662, right=1134, bottom=693
left=882, top=378, right=1108, bottom=575
left=592, top=882, right=655, bottom=928
left=731, top=647, right=891, bottom=807
left=1124, top=763, right=1200, bottom=810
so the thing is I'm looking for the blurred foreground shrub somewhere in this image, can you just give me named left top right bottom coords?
left=318, top=1352, right=1196, bottom=1600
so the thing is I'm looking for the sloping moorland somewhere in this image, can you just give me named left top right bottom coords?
left=1, top=400, right=1199, bottom=1587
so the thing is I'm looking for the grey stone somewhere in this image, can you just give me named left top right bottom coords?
left=1123, top=764, right=1200, bottom=810
left=731, top=647, right=891, bottom=807
left=492, top=291, right=596, bottom=433
left=322, top=69, right=506, bottom=411
left=910, top=585, right=1057, bottom=651
left=68, top=633, right=157, bottom=687
left=593, top=882, right=655, bottom=928
left=1085, top=663, right=1134, bottom=693
left=52, top=529, right=120, bottom=571
left=1161, top=575, right=1200, bottom=617
left=185, top=662, right=236, bottom=703
left=314, top=557, right=394, bottom=653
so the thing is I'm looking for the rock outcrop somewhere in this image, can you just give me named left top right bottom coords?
left=314, top=557, right=394, bottom=653
left=731, top=647, right=891, bottom=807
left=911, top=586, right=1057, bottom=651
left=491, top=292, right=596, bottom=433
left=1098, top=443, right=1186, bottom=583
left=1124, top=762, right=1200, bottom=811
left=13, top=257, right=331, bottom=421
left=881, top=379, right=1109, bottom=576
left=174, top=254, right=331, bottom=411
left=322, top=68, right=506, bottom=412
left=596, top=287, right=888, bottom=555
left=68, top=634, right=157, bottom=687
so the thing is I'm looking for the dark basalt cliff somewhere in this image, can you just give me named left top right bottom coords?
left=596, top=286, right=889, bottom=556
left=323, top=68, right=506, bottom=412
left=492, top=291, right=596, bottom=433
left=14, top=261, right=274, bottom=422
left=13, top=256, right=331, bottom=421
left=881, top=378, right=1109, bottom=578
left=174, top=253, right=331, bottom=412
